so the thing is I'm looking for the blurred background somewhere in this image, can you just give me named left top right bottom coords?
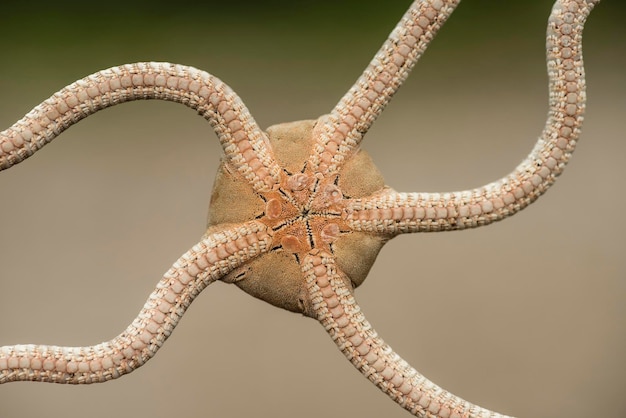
left=0, top=1, right=624, bottom=417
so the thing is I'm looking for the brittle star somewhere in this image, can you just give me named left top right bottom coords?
left=0, top=0, right=601, bottom=417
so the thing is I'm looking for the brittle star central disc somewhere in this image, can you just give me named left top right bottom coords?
left=206, top=119, right=387, bottom=314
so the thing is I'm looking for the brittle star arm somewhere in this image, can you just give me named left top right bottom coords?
left=302, top=250, right=512, bottom=418
left=309, top=0, right=460, bottom=176
left=0, top=62, right=281, bottom=192
left=344, top=0, right=599, bottom=234
left=0, top=221, right=272, bottom=383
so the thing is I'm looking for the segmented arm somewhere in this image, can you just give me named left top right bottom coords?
left=0, top=221, right=271, bottom=384
left=303, top=249, right=512, bottom=418
left=345, top=0, right=599, bottom=235
left=309, top=0, right=460, bottom=176
left=0, top=62, right=281, bottom=192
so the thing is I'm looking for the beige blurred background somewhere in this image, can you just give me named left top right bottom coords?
left=0, top=1, right=624, bottom=417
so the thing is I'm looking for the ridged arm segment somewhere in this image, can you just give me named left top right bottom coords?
left=344, top=0, right=599, bottom=235
left=309, top=0, right=461, bottom=177
left=303, top=249, right=513, bottom=418
left=0, top=221, right=271, bottom=384
left=0, top=62, right=281, bottom=192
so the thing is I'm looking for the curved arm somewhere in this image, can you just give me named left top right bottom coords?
left=0, top=62, right=281, bottom=193
left=309, top=0, right=460, bottom=176
left=344, top=0, right=599, bottom=235
left=0, top=221, right=272, bottom=384
left=302, top=249, right=513, bottom=418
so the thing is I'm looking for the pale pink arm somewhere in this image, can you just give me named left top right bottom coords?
left=0, top=221, right=271, bottom=383
left=0, top=62, right=281, bottom=192
left=344, top=0, right=599, bottom=234
left=303, top=249, right=512, bottom=418
left=310, top=0, right=460, bottom=176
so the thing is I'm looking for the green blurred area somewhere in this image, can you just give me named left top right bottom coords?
left=1, top=0, right=623, bottom=126
left=1, top=1, right=623, bottom=74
